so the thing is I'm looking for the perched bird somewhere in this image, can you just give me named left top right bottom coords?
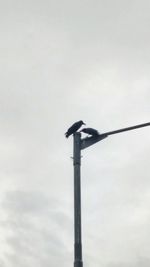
left=80, top=127, right=99, bottom=136
left=65, top=120, right=86, bottom=138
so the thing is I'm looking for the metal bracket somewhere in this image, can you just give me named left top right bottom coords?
left=81, top=134, right=108, bottom=150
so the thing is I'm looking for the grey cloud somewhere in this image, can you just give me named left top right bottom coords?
left=2, top=190, right=49, bottom=214
left=106, top=258, right=150, bottom=267
left=1, top=190, right=72, bottom=267
left=0, top=0, right=150, bottom=266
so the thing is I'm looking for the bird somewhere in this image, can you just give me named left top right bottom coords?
left=80, top=127, right=99, bottom=136
left=65, top=120, right=86, bottom=138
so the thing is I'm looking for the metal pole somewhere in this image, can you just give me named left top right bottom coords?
left=81, top=122, right=150, bottom=150
left=102, top=122, right=150, bottom=136
left=73, top=132, right=83, bottom=267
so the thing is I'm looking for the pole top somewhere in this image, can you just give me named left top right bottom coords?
left=73, top=132, right=81, bottom=137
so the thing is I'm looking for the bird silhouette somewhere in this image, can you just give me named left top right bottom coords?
left=65, top=120, right=86, bottom=138
left=80, top=127, right=99, bottom=136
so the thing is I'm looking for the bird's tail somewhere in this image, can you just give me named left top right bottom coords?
left=65, top=132, right=69, bottom=138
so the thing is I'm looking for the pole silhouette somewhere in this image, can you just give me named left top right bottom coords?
left=73, top=132, right=83, bottom=267
left=73, top=122, right=150, bottom=266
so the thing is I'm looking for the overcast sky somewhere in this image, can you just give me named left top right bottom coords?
left=0, top=0, right=150, bottom=266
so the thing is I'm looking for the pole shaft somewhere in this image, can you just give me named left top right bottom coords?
left=73, top=133, right=83, bottom=267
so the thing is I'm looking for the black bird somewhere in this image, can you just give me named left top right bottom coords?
left=65, top=120, right=85, bottom=138
left=80, top=127, right=99, bottom=136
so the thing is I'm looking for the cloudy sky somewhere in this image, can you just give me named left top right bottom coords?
left=0, top=0, right=150, bottom=266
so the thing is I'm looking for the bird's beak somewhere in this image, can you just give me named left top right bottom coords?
left=83, top=122, right=86, bottom=125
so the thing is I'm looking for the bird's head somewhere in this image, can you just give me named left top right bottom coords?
left=80, top=120, right=86, bottom=125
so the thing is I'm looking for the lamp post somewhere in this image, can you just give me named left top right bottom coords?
left=73, top=122, right=150, bottom=267
left=73, top=132, right=82, bottom=267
